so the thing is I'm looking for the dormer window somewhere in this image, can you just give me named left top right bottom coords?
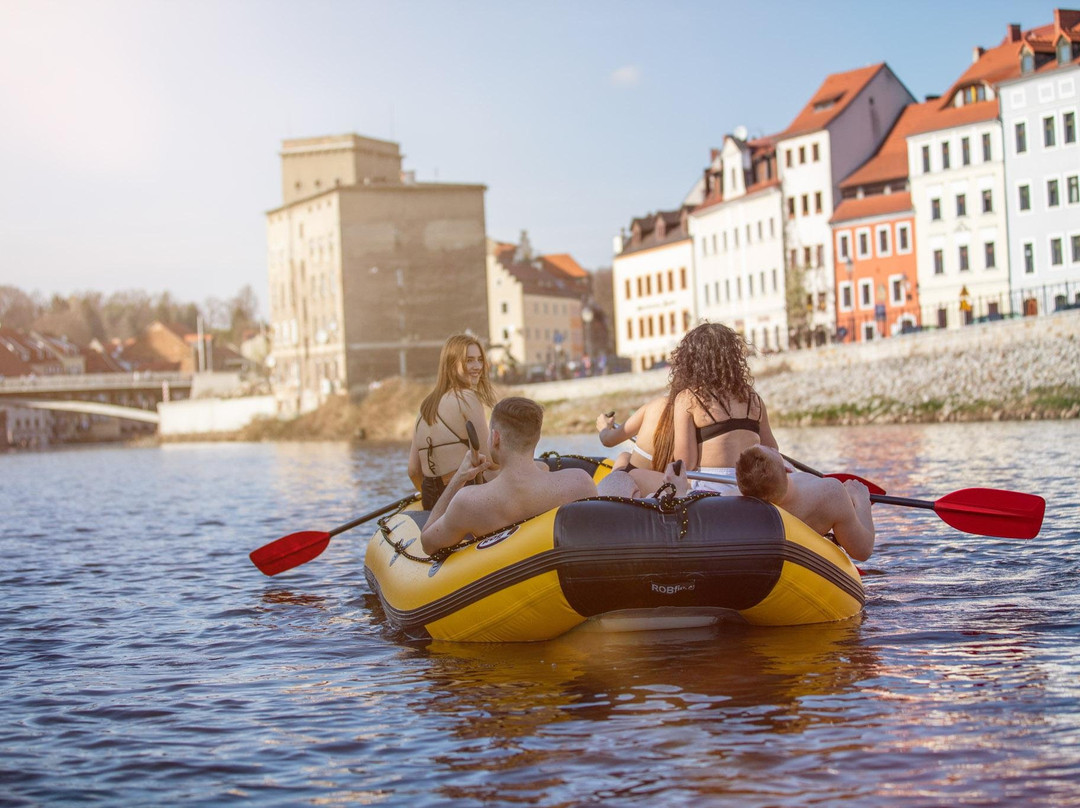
left=1058, top=36, right=1071, bottom=66
left=813, top=94, right=841, bottom=112
left=1021, top=47, right=1035, bottom=74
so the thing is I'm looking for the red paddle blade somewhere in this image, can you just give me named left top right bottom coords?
left=934, top=488, right=1046, bottom=540
left=824, top=473, right=886, bottom=495
left=249, top=531, right=331, bottom=576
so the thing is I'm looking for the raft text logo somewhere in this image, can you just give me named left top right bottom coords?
left=477, top=525, right=519, bottom=549
left=650, top=581, right=696, bottom=595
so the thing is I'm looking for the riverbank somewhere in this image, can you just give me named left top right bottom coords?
left=215, top=311, right=1080, bottom=443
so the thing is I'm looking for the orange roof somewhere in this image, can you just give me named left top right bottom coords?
left=692, top=177, right=781, bottom=215
left=781, top=64, right=886, bottom=138
left=906, top=99, right=999, bottom=137
left=539, top=253, right=588, bottom=279
left=840, top=101, right=940, bottom=189
left=830, top=192, right=913, bottom=224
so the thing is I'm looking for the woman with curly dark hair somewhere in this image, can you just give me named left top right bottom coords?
left=668, top=322, right=779, bottom=493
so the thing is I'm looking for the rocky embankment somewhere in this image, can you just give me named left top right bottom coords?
left=234, top=312, right=1080, bottom=442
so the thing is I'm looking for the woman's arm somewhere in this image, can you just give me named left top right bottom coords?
left=672, top=391, right=699, bottom=470
left=407, top=429, right=424, bottom=493
left=757, top=397, right=779, bottom=450
left=596, top=405, right=644, bottom=447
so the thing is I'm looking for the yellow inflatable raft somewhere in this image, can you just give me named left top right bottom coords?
left=363, top=457, right=863, bottom=643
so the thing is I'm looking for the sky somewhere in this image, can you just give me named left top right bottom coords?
left=0, top=0, right=1060, bottom=316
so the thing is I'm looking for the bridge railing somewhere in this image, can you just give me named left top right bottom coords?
left=0, top=371, right=193, bottom=394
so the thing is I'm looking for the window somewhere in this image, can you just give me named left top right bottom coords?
left=812, top=143, right=820, bottom=161
left=897, top=223, right=911, bottom=253
left=982, top=132, right=992, bottom=161
left=789, top=248, right=798, bottom=268
left=890, top=276, right=904, bottom=305
left=857, top=230, right=870, bottom=258
left=838, top=233, right=850, bottom=259
left=933, top=249, right=944, bottom=274
left=877, top=226, right=891, bottom=256
left=922, top=145, right=931, bottom=173
left=942, top=142, right=951, bottom=169
left=931, top=198, right=942, bottom=220
left=1073, top=234, right=1080, bottom=262
left=1065, top=112, right=1077, bottom=144
left=680, top=267, right=687, bottom=289
left=786, top=149, right=793, bottom=167
left=636, top=277, right=643, bottom=296
left=1059, top=37, right=1072, bottom=65
left=1019, top=184, right=1031, bottom=211
left=1016, top=121, right=1027, bottom=153
left=956, top=194, right=967, bottom=217
left=627, top=320, right=633, bottom=340
left=746, top=223, right=752, bottom=244
left=1021, top=50, right=1034, bottom=73
left=787, top=198, right=796, bottom=218
left=985, top=241, right=996, bottom=268
left=799, top=146, right=806, bottom=164
left=748, top=274, right=754, bottom=296
left=733, top=228, right=739, bottom=247
left=1048, top=179, right=1060, bottom=208
left=803, top=246, right=813, bottom=266
left=801, top=194, right=809, bottom=215
left=961, top=137, right=971, bottom=165
left=1068, top=175, right=1079, bottom=204
left=958, top=244, right=970, bottom=271
left=625, top=279, right=631, bottom=299
left=839, top=283, right=853, bottom=310
left=982, top=188, right=993, bottom=213
left=816, top=244, right=824, bottom=267
left=772, top=268, right=778, bottom=292
left=500, top=301, right=508, bottom=313
left=859, top=279, right=874, bottom=308
left=1024, top=242, right=1034, bottom=273
left=1051, top=237, right=1064, bottom=266
left=645, top=276, right=651, bottom=295
left=937, top=307, right=948, bottom=329
left=814, top=191, right=823, bottom=213
left=1044, top=116, right=1056, bottom=148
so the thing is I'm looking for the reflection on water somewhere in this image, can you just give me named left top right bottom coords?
left=1, top=422, right=1078, bottom=805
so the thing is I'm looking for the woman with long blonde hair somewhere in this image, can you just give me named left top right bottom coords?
left=408, top=334, right=497, bottom=509
left=669, top=322, right=778, bottom=494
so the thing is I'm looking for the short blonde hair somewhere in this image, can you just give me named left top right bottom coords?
left=736, top=446, right=788, bottom=503
left=491, top=397, right=544, bottom=451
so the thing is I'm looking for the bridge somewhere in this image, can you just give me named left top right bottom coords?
left=12, top=399, right=161, bottom=424
left=0, top=372, right=191, bottom=432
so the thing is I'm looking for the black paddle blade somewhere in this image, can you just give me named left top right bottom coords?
left=250, top=531, right=331, bottom=576
left=465, top=420, right=480, bottom=451
left=933, top=488, right=1046, bottom=540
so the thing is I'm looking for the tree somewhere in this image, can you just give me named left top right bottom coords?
left=0, top=286, right=41, bottom=330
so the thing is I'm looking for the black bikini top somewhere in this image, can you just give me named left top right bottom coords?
left=693, top=392, right=761, bottom=443
left=416, top=413, right=469, bottom=477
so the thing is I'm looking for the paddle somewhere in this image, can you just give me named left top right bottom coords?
left=782, top=454, right=886, bottom=495
left=465, top=420, right=480, bottom=460
left=250, top=492, right=420, bottom=576
left=687, top=471, right=1045, bottom=540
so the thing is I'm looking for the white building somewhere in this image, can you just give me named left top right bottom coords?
left=776, top=63, right=914, bottom=345
left=689, top=133, right=788, bottom=351
left=612, top=207, right=695, bottom=372
left=998, top=12, right=1080, bottom=314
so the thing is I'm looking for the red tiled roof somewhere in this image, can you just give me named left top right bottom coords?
left=781, top=63, right=886, bottom=138
left=692, top=177, right=781, bottom=215
left=905, top=99, right=999, bottom=137
left=830, top=192, right=913, bottom=224
left=539, top=253, right=588, bottom=279
left=840, top=100, right=940, bottom=189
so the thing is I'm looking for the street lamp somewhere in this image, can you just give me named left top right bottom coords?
left=845, top=257, right=855, bottom=344
left=581, top=303, right=594, bottom=372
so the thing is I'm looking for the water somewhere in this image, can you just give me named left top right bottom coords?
left=1, top=422, right=1078, bottom=806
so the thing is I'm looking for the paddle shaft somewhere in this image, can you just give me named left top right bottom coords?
left=328, top=493, right=420, bottom=538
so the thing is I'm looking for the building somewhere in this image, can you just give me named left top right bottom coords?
left=689, top=131, right=787, bottom=352
left=266, top=134, right=488, bottom=413
left=486, top=233, right=591, bottom=380
left=830, top=101, right=937, bottom=341
left=612, top=207, right=696, bottom=372
left=776, top=63, right=915, bottom=346
left=998, top=10, right=1080, bottom=314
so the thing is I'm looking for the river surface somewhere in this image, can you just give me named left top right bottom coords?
left=2, top=421, right=1078, bottom=807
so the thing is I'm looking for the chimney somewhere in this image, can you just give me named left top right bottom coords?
left=1055, top=9, right=1080, bottom=31
left=925, top=94, right=941, bottom=102
left=972, top=46, right=985, bottom=64
left=612, top=228, right=627, bottom=256
left=1007, top=23, right=1021, bottom=43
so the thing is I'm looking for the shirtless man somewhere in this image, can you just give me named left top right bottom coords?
left=735, top=445, right=875, bottom=561
left=420, top=397, right=598, bottom=555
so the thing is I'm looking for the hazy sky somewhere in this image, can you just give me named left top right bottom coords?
left=0, top=0, right=1057, bottom=314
